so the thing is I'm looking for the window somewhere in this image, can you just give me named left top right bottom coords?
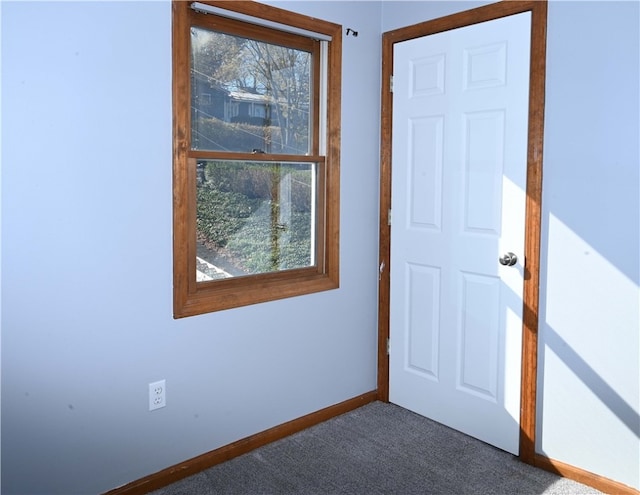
left=173, top=1, right=342, bottom=317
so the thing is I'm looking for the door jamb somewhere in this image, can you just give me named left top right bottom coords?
left=376, top=0, right=547, bottom=464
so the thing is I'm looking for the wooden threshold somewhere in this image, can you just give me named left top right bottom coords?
left=534, top=454, right=640, bottom=495
left=104, top=391, right=378, bottom=495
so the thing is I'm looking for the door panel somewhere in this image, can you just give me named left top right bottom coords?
left=406, top=263, right=441, bottom=379
left=389, top=12, right=531, bottom=455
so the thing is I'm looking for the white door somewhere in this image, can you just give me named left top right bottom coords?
left=389, top=12, right=531, bottom=455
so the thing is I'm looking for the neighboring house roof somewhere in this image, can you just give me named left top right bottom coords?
left=228, top=90, right=273, bottom=104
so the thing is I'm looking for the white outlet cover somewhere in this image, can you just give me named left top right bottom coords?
left=148, top=379, right=166, bottom=411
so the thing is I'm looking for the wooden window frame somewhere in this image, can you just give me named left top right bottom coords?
left=172, top=1, right=342, bottom=318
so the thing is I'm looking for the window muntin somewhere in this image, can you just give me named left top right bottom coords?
left=173, top=1, right=341, bottom=317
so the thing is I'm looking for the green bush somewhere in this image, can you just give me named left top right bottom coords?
left=196, top=160, right=313, bottom=274
left=193, top=116, right=308, bottom=155
left=193, top=117, right=274, bottom=154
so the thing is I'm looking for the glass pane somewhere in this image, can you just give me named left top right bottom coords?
left=196, top=160, right=317, bottom=281
left=191, top=27, right=312, bottom=155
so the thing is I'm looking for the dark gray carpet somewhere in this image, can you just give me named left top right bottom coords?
left=150, top=401, right=602, bottom=495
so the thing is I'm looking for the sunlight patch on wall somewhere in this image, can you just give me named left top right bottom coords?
left=544, top=212, right=639, bottom=415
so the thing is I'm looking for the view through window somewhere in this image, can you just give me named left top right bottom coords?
left=191, top=25, right=317, bottom=279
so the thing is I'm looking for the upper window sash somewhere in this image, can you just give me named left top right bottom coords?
left=188, top=18, right=321, bottom=156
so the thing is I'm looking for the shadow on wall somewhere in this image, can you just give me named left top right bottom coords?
left=535, top=207, right=640, bottom=488
left=538, top=210, right=639, bottom=437
left=542, top=325, right=639, bottom=439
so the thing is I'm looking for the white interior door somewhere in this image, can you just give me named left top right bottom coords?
left=389, top=12, right=531, bottom=455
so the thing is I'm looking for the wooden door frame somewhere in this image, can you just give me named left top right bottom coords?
left=377, top=0, right=547, bottom=464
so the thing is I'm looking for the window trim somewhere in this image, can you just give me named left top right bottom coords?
left=172, top=0, right=342, bottom=318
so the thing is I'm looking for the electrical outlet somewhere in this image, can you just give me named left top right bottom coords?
left=148, top=380, right=166, bottom=411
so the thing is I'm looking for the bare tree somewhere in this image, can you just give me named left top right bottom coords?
left=193, top=27, right=312, bottom=154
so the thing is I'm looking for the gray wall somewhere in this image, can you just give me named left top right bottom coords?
left=537, top=1, right=639, bottom=487
left=382, top=0, right=640, bottom=490
left=2, top=0, right=639, bottom=493
left=1, top=2, right=381, bottom=493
